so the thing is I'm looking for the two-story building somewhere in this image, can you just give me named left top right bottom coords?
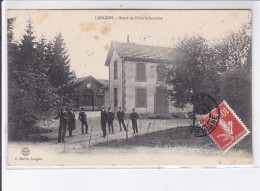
left=105, top=41, right=192, bottom=114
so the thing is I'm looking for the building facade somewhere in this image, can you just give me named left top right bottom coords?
left=72, top=76, right=109, bottom=110
left=105, top=41, right=192, bottom=114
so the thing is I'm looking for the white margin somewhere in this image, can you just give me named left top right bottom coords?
left=2, top=1, right=260, bottom=191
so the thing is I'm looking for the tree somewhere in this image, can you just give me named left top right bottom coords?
left=46, top=33, right=75, bottom=107
left=8, top=19, right=76, bottom=140
left=8, top=19, right=39, bottom=134
left=220, top=69, right=251, bottom=128
left=165, top=36, right=221, bottom=128
left=166, top=36, right=217, bottom=107
left=34, top=36, right=58, bottom=120
left=213, top=21, right=252, bottom=72
left=165, top=21, right=252, bottom=130
left=7, top=18, right=16, bottom=43
left=8, top=20, right=56, bottom=139
left=216, top=21, right=252, bottom=130
left=8, top=17, right=21, bottom=137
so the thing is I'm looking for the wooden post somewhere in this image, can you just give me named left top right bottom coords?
left=126, top=120, right=129, bottom=140
left=139, top=121, right=142, bottom=135
left=88, top=126, right=94, bottom=147
left=107, top=129, right=109, bottom=142
left=153, top=121, right=156, bottom=132
left=166, top=118, right=168, bottom=130
left=192, top=105, right=196, bottom=128
left=147, top=122, right=151, bottom=133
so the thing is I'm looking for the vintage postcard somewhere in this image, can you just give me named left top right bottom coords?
left=5, top=9, right=252, bottom=167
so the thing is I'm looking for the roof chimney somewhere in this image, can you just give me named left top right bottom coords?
left=127, top=35, right=129, bottom=43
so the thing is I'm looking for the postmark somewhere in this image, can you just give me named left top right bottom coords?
left=190, top=93, right=221, bottom=137
left=200, top=101, right=250, bottom=153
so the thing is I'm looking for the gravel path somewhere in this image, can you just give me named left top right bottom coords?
left=41, top=111, right=191, bottom=152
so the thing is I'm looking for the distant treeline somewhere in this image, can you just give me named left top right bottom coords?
left=8, top=18, right=76, bottom=140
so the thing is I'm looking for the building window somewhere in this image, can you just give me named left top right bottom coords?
left=135, top=63, right=146, bottom=82
left=157, top=65, right=166, bottom=82
left=114, top=61, right=118, bottom=80
left=135, top=87, right=147, bottom=108
left=114, top=88, right=118, bottom=107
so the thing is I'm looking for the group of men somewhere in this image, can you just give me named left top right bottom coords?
left=53, top=108, right=76, bottom=143
left=54, top=106, right=140, bottom=142
left=100, top=107, right=140, bottom=138
left=54, top=107, right=89, bottom=143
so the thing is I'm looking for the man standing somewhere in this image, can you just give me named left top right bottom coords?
left=107, top=107, right=115, bottom=134
left=117, top=107, right=126, bottom=131
left=78, top=108, right=89, bottom=134
left=130, top=108, right=139, bottom=134
left=67, top=108, right=75, bottom=137
left=53, top=107, right=68, bottom=143
left=101, top=107, right=108, bottom=137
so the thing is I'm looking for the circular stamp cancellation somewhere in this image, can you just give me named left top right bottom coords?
left=190, top=93, right=221, bottom=137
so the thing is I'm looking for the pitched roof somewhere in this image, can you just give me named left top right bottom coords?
left=97, top=79, right=109, bottom=87
left=105, top=41, right=174, bottom=66
left=74, top=76, right=91, bottom=85
left=74, top=75, right=106, bottom=87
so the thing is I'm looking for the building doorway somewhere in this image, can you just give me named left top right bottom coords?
left=84, top=89, right=94, bottom=110
left=155, top=86, right=169, bottom=115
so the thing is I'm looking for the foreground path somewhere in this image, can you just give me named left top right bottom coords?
left=8, top=112, right=252, bottom=166
left=42, top=111, right=191, bottom=153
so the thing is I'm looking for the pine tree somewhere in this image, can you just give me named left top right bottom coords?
left=47, top=33, right=75, bottom=107
left=8, top=19, right=37, bottom=136
left=8, top=20, right=57, bottom=137
left=8, top=18, right=21, bottom=137
left=34, top=36, right=58, bottom=120
left=8, top=19, right=76, bottom=139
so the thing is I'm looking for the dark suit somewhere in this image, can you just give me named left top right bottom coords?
left=101, top=110, right=108, bottom=137
left=54, top=111, right=67, bottom=143
left=107, top=111, right=115, bottom=133
left=78, top=111, right=88, bottom=134
left=67, top=111, right=75, bottom=137
left=117, top=111, right=126, bottom=131
left=130, top=112, right=139, bottom=133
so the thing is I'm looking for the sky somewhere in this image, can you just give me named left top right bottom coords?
left=8, top=10, right=251, bottom=80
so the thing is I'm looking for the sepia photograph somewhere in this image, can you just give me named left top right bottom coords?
left=6, top=9, right=252, bottom=166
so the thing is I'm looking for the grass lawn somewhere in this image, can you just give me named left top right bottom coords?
left=95, top=126, right=252, bottom=154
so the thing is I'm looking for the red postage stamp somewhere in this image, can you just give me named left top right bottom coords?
left=200, top=101, right=250, bottom=153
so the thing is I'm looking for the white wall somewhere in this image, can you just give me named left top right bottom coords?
left=108, top=50, right=123, bottom=112
left=124, top=60, right=158, bottom=114
left=108, top=51, right=192, bottom=114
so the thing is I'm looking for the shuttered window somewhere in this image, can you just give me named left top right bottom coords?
left=114, top=61, right=118, bottom=80
left=135, top=87, right=147, bottom=108
left=157, top=65, right=166, bottom=82
left=114, top=88, right=118, bottom=107
left=135, top=63, right=146, bottom=82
